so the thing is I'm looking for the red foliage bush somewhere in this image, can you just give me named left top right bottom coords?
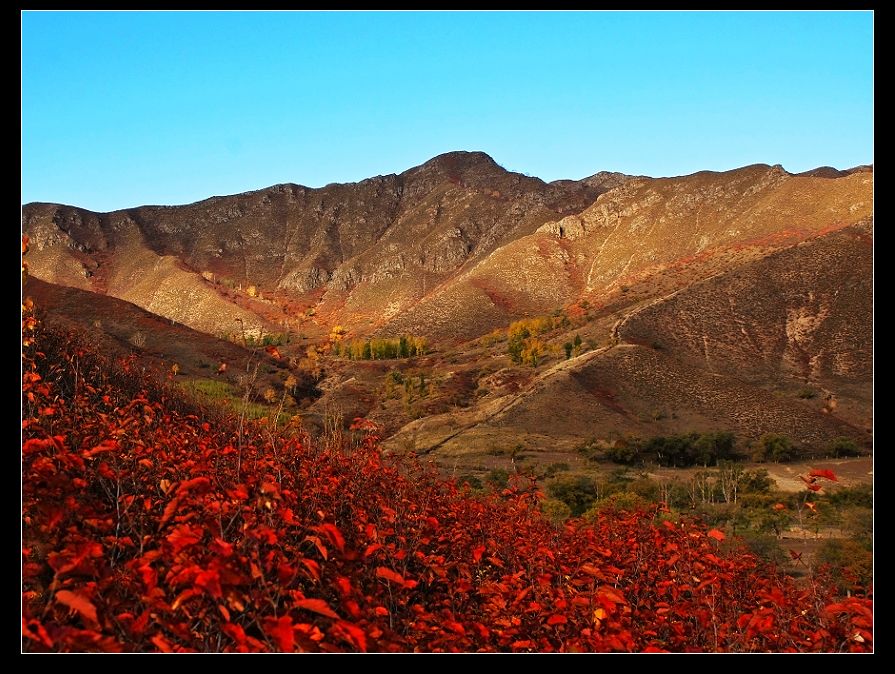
left=21, top=276, right=871, bottom=652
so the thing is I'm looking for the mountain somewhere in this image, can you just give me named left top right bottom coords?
left=23, top=152, right=873, bottom=467
left=23, top=151, right=622, bottom=340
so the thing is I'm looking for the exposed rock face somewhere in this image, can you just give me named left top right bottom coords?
left=23, top=151, right=621, bottom=336
left=23, top=153, right=871, bottom=349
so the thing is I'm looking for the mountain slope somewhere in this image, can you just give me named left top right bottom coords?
left=23, top=152, right=619, bottom=339
left=384, top=220, right=872, bottom=459
left=377, top=165, right=872, bottom=340
left=23, top=152, right=873, bottom=467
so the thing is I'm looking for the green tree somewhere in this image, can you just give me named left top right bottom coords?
left=563, top=342, right=573, bottom=359
left=547, top=474, right=599, bottom=516
left=827, top=436, right=862, bottom=458
left=752, top=433, right=795, bottom=463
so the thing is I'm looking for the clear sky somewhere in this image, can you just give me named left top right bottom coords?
left=22, top=10, right=873, bottom=212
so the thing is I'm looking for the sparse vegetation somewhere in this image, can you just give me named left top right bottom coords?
left=484, top=468, right=510, bottom=489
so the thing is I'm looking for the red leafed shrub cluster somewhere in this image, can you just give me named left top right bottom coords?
left=21, top=291, right=871, bottom=652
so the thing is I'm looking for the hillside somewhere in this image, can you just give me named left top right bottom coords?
left=383, top=220, right=872, bottom=464
left=21, top=276, right=873, bottom=652
left=23, top=152, right=873, bottom=482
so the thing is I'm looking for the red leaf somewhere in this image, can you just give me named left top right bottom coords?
left=472, top=545, right=486, bottom=563
left=707, top=529, right=725, bottom=542
left=445, top=620, right=466, bottom=635
left=132, top=609, right=150, bottom=636
left=159, top=496, right=181, bottom=527
left=547, top=614, right=567, bottom=626
left=299, top=558, right=321, bottom=581
left=809, top=468, right=838, bottom=482
left=265, top=615, right=295, bottom=652
left=335, top=576, right=353, bottom=597
left=294, top=598, right=340, bottom=620
left=597, top=586, right=627, bottom=606
left=47, top=542, right=103, bottom=577
left=23, top=437, right=55, bottom=455
left=807, top=483, right=823, bottom=492
left=305, top=535, right=328, bottom=560
left=175, top=476, right=211, bottom=496
left=166, top=524, right=202, bottom=553
left=334, top=621, right=367, bottom=652
left=138, top=564, right=157, bottom=591
left=195, top=568, right=222, bottom=598
left=265, top=345, right=282, bottom=359
left=83, top=439, right=119, bottom=458
left=22, top=618, right=54, bottom=648
left=151, top=634, right=174, bottom=652
left=580, top=562, right=603, bottom=577
left=223, top=622, right=247, bottom=646
left=317, top=523, right=345, bottom=554
left=376, top=566, right=407, bottom=586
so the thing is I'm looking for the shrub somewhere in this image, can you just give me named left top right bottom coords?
left=827, top=437, right=862, bottom=458
left=739, top=469, right=774, bottom=495
left=457, top=474, right=483, bottom=491
left=827, top=483, right=873, bottom=509
left=540, top=498, right=572, bottom=524
left=603, top=438, right=641, bottom=465
left=19, top=259, right=875, bottom=654
left=484, top=468, right=510, bottom=489
left=739, top=532, right=787, bottom=565
left=612, top=432, right=737, bottom=467
left=587, top=491, right=650, bottom=515
left=544, top=462, right=570, bottom=478
left=818, top=538, right=873, bottom=593
left=339, top=336, right=429, bottom=360
left=751, top=434, right=795, bottom=463
left=546, top=474, right=599, bottom=516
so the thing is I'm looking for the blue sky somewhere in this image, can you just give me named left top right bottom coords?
left=22, top=11, right=873, bottom=212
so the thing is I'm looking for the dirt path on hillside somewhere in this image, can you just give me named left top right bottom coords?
left=412, top=284, right=691, bottom=454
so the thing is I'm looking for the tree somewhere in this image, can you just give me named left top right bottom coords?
left=752, top=434, right=794, bottom=463
left=828, top=437, right=862, bottom=458
left=547, top=474, right=599, bottom=516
